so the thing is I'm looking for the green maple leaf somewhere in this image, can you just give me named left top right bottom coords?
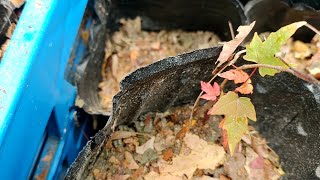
left=223, top=116, right=248, bottom=155
left=209, top=92, right=256, bottom=121
left=243, top=21, right=307, bottom=76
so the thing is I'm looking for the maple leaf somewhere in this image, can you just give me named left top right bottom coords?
left=200, top=81, right=220, bottom=101
left=219, top=69, right=250, bottom=84
left=244, top=21, right=307, bottom=76
left=209, top=91, right=256, bottom=121
left=236, top=79, right=253, bottom=94
left=216, top=21, right=256, bottom=67
left=223, top=116, right=248, bottom=155
left=159, top=133, right=225, bottom=178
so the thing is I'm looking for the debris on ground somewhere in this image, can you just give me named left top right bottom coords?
left=86, top=103, right=284, bottom=180
left=98, top=17, right=221, bottom=112
left=277, top=35, right=320, bottom=79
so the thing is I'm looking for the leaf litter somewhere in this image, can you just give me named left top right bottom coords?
left=86, top=103, right=284, bottom=180
left=277, top=34, right=320, bottom=79
left=98, top=17, right=221, bottom=112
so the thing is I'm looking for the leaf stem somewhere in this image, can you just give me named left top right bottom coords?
left=305, top=23, right=320, bottom=36
left=228, top=21, right=235, bottom=40
left=189, top=50, right=247, bottom=121
left=237, top=64, right=319, bottom=84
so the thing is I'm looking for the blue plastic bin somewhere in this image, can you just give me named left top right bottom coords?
left=0, top=0, right=89, bottom=179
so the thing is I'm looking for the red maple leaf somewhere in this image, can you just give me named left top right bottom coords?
left=200, top=81, right=220, bottom=101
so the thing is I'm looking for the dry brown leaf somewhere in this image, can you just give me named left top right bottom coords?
left=224, top=153, right=248, bottom=179
left=194, top=176, right=219, bottom=180
left=175, top=126, right=189, bottom=139
left=131, top=167, right=145, bottom=180
left=92, top=169, right=107, bottom=180
left=144, top=171, right=182, bottom=180
left=219, top=175, right=231, bottom=180
left=110, top=131, right=138, bottom=140
left=151, top=42, right=161, bottom=50
left=113, top=174, right=130, bottom=180
left=10, top=0, right=25, bottom=7
left=292, top=40, right=312, bottom=59
left=124, top=151, right=140, bottom=170
left=130, top=50, right=139, bottom=61
left=154, top=130, right=175, bottom=152
left=99, top=17, right=220, bottom=110
left=123, top=137, right=140, bottom=147
left=162, top=148, right=174, bottom=161
left=216, top=21, right=255, bottom=67
left=159, top=133, right=225, bottom=179
left=108, top=156, right=120, bottom=165
left=245, top=146, right=283, bottom=180
left=136, top=136, right=155, bottom=154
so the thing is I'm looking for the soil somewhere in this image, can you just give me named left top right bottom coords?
left=98, top=17, right=221, bottom=112
left=85, top=103, right=284, bottom=180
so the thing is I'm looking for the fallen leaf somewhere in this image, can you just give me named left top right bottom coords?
left=175, top=126, right=189, bottom=139
left=92, top=169, right=107, bottom=180
left=151, top=42, right=161, bottom=50
left=224, top=153, right=248, bottom=179
left=245, top=146, right=283, bottom=180
left=123, top=137, right=140, bottom=147
left=154, top=133, right=175, bottom=152
left=10, top=0, right=25, bottom=8
left=209, top=92, right=256, bottom=121
left=131, top=167, right=144, bottom=180
left=219, top=175, right=231, bottom=180
left=140, top=149, right=158, bottom=164
left=200, top=81, right=220, bottom=101
left=160, top=133, right=225, bottom=179
left=144, top=171, right=181, bottom=180
left=109, top=156, right=120, bottom=165
left=236, top=80, right=253, bottom=94
left=244, top=21, right=307, bottom=76
left=162, top=148, right=174, bottom=161
left=216, top=21, right=256, bottom=67
left=219, top=69, right=249, bottom=84
left=130, top=50, right=139, bottom=65
left=113, top=174, right=130, bottom=180
left=136, top=136, right=155, bottom=154
left=250, top=155, right=264, bottom=169
left=110, top=131, right=138, bottom=140
left=194, top=175, right=219, bottom=180
left=124, top=151, right=140, bottom=170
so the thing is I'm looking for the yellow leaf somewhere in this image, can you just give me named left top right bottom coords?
left=209, top=92, right=256, bottom=121
left=244, top=21, right=307, bottom=76
left=159, top=133, right=225, bottom=178
left=223, top=116, right=248, bottom=155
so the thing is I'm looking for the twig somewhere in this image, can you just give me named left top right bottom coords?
left=244, top=67, right=257, bottom=83
left=228, top=21, right=235, bottom=40
left=237, top=64, right=319, bottom=84
left=189, top=50, right=247, bottom=121
left=305, top=23, right=320, bottom=36
left=220, top=78, right=229, bottom=92
left=278, top=56, right=318, bottom=82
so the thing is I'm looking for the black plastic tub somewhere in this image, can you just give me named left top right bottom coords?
left=67, top=0, right=320, bottom=179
